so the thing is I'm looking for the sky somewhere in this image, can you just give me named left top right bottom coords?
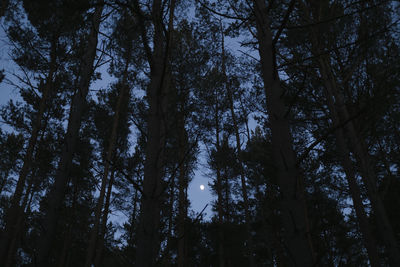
left=0, top=26, right=19, bottom=106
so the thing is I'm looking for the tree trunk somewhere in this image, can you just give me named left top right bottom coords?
left=0, top=170, right=9, bottom=196
left=94, top=169, right=115, bottom=267
left=4, top=173, right=34, bottom=267
left=35, top=6, right=103, bottom=265
left=378, top=141, right=396, bottom=198
left=0, top=0, right=8, bottom=17
left=129, top=184, right=139, bottom=247
left=57, top=177, right=78, bottom=267
left=177, top=119, right=188, bottom=267
left=333, top=73, right=400, bottom=266
left=253, top=1, right=315, bottom=266
left=222, top=34, right=256, bottom=267
left=319, top=66, right=380, bottom=266
left=135, top=0, right=175, bottom=265
left=84, top=39, right=132, bottom=267
left=301, top=0, right=400, bottom=263
left=214, top=89, right=225, bottom=267
left=161, top=173, right=175, bottom=264
left=0, top=37, right=57, bottom=264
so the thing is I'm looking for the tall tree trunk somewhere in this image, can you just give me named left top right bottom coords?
left=319, top=67, right=380, bottom=266
left=0, top=170, right=9, bottom=196
left=214, top=89, right=225, bottom=267
left=161, top=174, right=175, bottom=264
left=301, top=0, right=400, bottom=263
left=57, top=177, right=79, bottom=267
left=239, top=97, right=251, bottom=143
left=378, top=141, right=396, bottom=198
left=336, top=128, right=380, bottom=267
left=4, top=173, right=34, bottom=267
left=0, top=0, right=8, bottom=17
left=227, top=80, right=256, bottom=267
left=5, top=111, right=52, bottom=266
left=321, top=56, right=400, bottom=264
left=135, top=0, right=175, bottom=265
left=332, top=72, right=400, bottom=266
left=222, top=32, right=256, bottom=267
left=0, top=37, right=57, bottom=264
left=84, top=39, right=132, bottom=267
left=94, top=169, right=115, bottom=267
left=252, top=1, right=315, bottom=266
left=129, top=184, right=139, bottom=246
left=177, top=118, right=188, bottom=267
left=35, top=6, right=103, bottom=265
left=57, top=226, right=72, bottom=267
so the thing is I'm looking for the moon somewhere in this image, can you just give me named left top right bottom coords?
left=200, top=184, right=205, bottom=191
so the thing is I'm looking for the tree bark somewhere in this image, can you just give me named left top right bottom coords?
left=35, top=6, right=103, bottom=265
left=253, top=1, right=315, bottom=266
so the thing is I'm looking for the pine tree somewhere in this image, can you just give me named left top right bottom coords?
left=36, top=3, right=104, bottom=264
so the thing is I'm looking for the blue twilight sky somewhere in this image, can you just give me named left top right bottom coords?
left=0, top=27, right=18, bottom=106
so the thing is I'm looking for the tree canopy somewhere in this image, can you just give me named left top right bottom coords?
left=0, top=0, right=399, bottom=266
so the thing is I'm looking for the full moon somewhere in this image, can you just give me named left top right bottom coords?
left=200, top=184, right=205, bottom=191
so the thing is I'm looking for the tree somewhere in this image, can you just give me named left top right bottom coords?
left=295, top=0, right=400, bottom=264
left=0, top=0, right=84, bottom=262
left=0, top=0, right=399, bottom=265
left=36, top=3, right=104, bottom=264
left=132, top=0, right=178, bottom=265
left=252, top=1, right=315, bottom=265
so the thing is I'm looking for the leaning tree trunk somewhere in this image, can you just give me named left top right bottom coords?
left=35, top=6, right=103, bottom=265
left=0, top=37, right=57, bottom=264
left=309, top=22, right=399, bottom=266
left=93, top=169, right=115, bottom=267
left=318, top=61, right=380, bottom=266
left=302, top=0, right=400, bottom=264
left=222, top=34, right=256, bottom=267
left=332, top=74, right=400, bottom=266
left=176, top=105, right=189, bottom=267
left=302, top=3, right=380, bottom=261
left=227, top=78, right=256, bottom=267
left=5, top=112, right=52, bottom=266
left=5, top=171, right=34, bottom=267
left=135, top=0, right=175, bottom=265
left=253, top=1, right=315, bottom=266
left=84, top=41, right=132, bottom=267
